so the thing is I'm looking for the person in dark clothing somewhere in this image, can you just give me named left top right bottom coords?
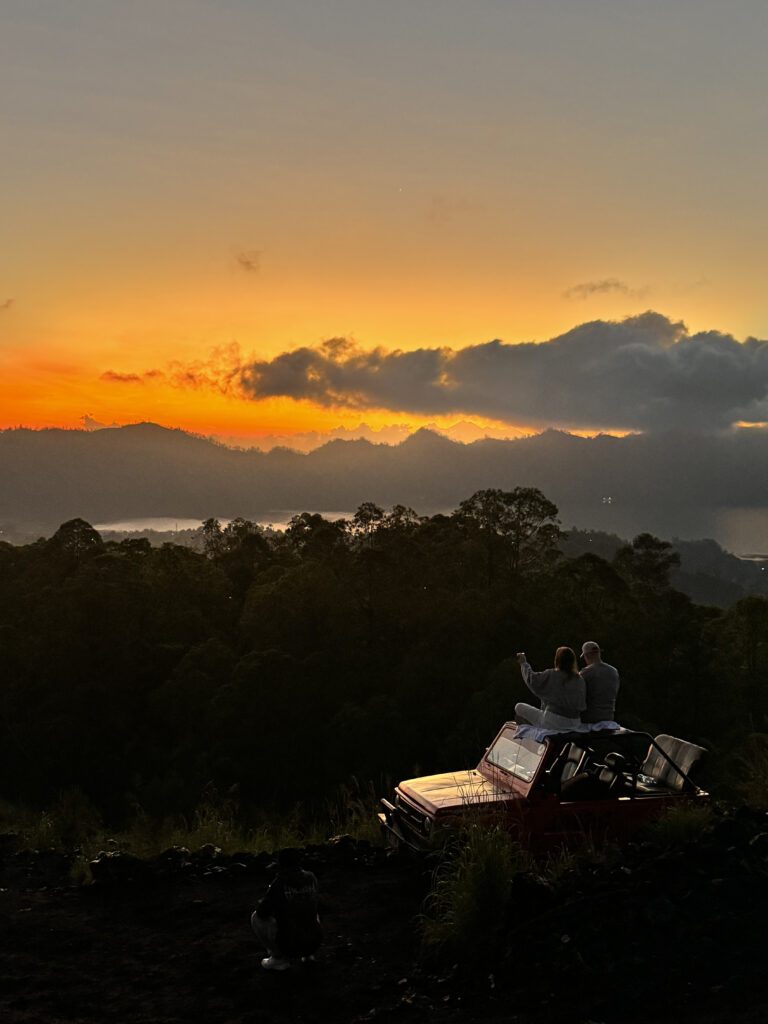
left=251, top=848, right=322, bottom=971
left=579, top=640, right=620, bottom=723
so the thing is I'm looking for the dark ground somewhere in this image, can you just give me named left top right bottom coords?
left=2, top=826, right=768, bottom=1024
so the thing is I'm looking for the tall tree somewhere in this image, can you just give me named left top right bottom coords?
left=614, top=533, right=680, bottom=593
left=455, top=487, right=561, bottom=583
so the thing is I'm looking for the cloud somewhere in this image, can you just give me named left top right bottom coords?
left=235, top=249, right=261, bottom=273
left=101, top=344, right=242, bottom=394
left=165, top=343, right=242, bottom=392
left=80, top=414, right=107, bottom=430
left=0, top=298, right=13, bottom=311
left=100, top=371, right=144, bottom=384
left=564, top=278, right=646, bottom=301
left=101, top=315, right=768, bottom=433
left=236, top=312, right=768, bottom=432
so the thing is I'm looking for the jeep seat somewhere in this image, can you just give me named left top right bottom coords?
left=543, top=742, right=590, bottom=794
left=560, top=743, right=587, bottom=783
left=641, top=734, right=706, bottom=791
left=597, top=751, right=627, bottom=794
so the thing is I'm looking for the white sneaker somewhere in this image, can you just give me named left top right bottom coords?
left=261, top=956, right=291, bottom=971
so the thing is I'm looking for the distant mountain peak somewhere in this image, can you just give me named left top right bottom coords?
left=87, top=422, right=223, bottom=454
left=315, top=437, right=375, bottom=452
left=111, top=422, right=203, bottom=440
left=400, top=427, right=455, bottom=447
left=529, top=428, right=583, bottom=447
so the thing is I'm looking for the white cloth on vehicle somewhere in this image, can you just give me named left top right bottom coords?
left=514, top=703, right=583, bottom=731
left=513, top=721, right=621, bottom=742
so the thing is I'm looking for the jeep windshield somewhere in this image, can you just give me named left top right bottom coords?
left=485, top=728, right=546, bottom=782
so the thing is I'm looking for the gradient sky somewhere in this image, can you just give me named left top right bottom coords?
left=3, top=0, right=768, bottom=439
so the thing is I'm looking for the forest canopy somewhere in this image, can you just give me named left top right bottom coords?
left=0, top=488, right=765, bottom=822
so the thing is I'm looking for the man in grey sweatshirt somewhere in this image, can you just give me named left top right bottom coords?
left=579, top=641, right=620, bottom=723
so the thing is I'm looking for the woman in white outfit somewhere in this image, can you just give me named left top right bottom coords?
left=515, top=647, right=586, bottom=730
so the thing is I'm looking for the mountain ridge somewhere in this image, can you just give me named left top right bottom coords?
left=2, top=422, right=768, bottom=548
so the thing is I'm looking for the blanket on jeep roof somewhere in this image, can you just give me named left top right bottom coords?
left=514, top=721, right=621, bottom=742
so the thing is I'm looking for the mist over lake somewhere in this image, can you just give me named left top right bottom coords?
left=93, top=512, right=356, bottom=535
left=90, top=507, right=768, bottom=559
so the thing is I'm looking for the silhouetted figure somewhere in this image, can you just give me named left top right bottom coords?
left=515, top=647, right=586, bottom=730
left=579, top=641, right=620, bottom=723
left=251, top=848, right=322, bottom=971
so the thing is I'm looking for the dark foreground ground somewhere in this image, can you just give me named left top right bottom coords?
left=2, top=818, right=768, bottom=1024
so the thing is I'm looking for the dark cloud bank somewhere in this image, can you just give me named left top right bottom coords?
left=239, top=312, right=768, bottom=432
left=28, top=313, right=768, bottom=548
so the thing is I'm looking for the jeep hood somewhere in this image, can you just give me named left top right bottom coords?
left=398, top=769, right=519, bottom=816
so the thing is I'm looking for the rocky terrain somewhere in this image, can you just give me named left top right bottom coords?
left=2, top=816, right=768, bottom=1024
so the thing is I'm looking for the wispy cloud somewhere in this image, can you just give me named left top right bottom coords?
left=165, top=343, right=242, bottom=392
left=80, top=414, right=107, bottom=430
left=101, top=344, right=243, bottom=394
left=235, top=249, right=261, bottom=273
left=100, top=370, right=144, bottom=384
left=564, top=278, right=646, bottom=301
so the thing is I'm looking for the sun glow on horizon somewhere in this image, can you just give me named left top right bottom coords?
left=0, top=319, right=741, bottom=444
left=4, top=2, right=768, bottom=443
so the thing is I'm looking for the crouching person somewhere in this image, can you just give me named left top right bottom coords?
left=251, top=848, right=322, bottom=971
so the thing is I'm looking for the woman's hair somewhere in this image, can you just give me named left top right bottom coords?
left=554, top=646, right=578, bottom=677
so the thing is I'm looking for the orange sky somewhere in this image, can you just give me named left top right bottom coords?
left=3, top=2, right=768, bottom=441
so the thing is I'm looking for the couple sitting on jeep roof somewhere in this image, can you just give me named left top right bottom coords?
left=515, top=642, right=620, bottom=731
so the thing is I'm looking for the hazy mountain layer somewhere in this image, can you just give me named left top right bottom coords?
left=2, top=422, right=768, bottom=549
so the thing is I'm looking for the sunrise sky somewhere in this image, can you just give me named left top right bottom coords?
left=3, top=0, right=768, bottom=442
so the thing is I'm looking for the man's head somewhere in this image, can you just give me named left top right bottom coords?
left=581, top=641, right=601, bottom=665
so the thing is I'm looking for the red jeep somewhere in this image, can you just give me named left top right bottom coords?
left=379, top=722, right=708, bottom=852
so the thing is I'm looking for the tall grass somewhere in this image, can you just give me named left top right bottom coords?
left=323, top=776, right=384, bottom=845
left=0, top=778, right=386, bottom=867
left=420, top=822, right=529, bottom=959
left=645, top=801, right=714, bottom=845
left=0, top=788, right=102, bottom=851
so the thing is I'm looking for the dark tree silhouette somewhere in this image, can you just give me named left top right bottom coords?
left=0, top=498, right=735, bottom=821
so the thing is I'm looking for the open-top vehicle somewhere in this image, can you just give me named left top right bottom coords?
left=379, top=721, right=708, bottom=851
